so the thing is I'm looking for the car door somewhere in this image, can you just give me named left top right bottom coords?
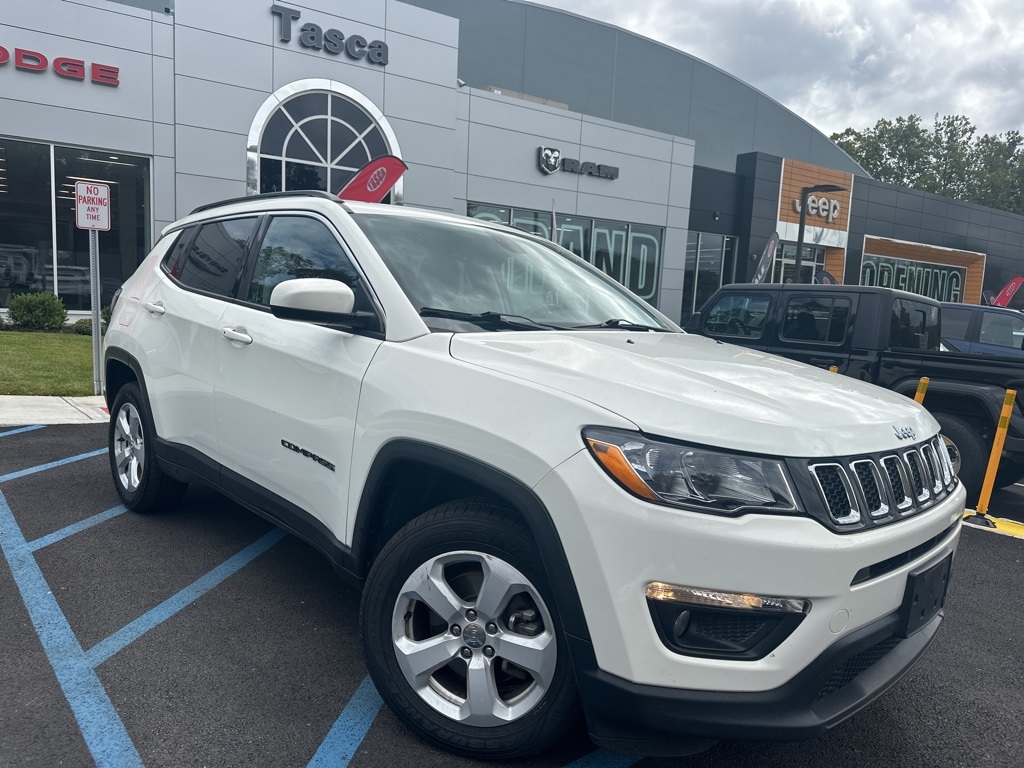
left=214, top=212, right=383, bottom=542
left=770, top=293, right=853, bottom=372
left=697, top=292, right=774, bottom=353
left=136, top=217, right=259, bottom=459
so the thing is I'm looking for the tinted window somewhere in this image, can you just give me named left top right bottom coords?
left=978, top=311, right=1024, bottom=349
left=890, top=298, right=940, bottom=350
left=161, top=227, right=196, bottom=278
left=781, top=296, right=851, bottom=344
left=170, top=218, right=257, bottom=297
left=703, top=294, right=770, bottom=339
left=941, top=307, right=971, bottom=340
left=247, top=216, right=368, bottom=310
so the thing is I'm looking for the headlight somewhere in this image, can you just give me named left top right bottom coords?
left=582, top=427, right=800, bottom=515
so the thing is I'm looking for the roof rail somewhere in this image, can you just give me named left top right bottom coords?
left=189, top=190, right=339, bottom=215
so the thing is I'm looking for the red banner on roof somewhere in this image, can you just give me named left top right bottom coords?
left=338, top=155, right=408, bottom=203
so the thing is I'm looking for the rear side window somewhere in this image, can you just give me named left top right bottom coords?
left=890, top=298, right=940, bottom=350
left=978, top=311, right=1024, bottom=349
left=164, top=217, right=258, bottom=298
left=781, top=296, right=850, bottom=344
left=941, top=307, right=971, bottom=340
left=245, top=215, right=370, bottom=310
left=703, top=294, right=770, bottom=338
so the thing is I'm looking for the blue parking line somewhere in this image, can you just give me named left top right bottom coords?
left=0, top=448, right=107, bottom=484
left=27, top=505, right=128, bottom=552
left=0, top=489, right=144, bottom=767
left=0, top=424, right=45, bottom=438
left=563, top=752, right=642, bottom=767
left=86, top=528, right=287, bottom=668
left=307, top=675, right=383, bottom=768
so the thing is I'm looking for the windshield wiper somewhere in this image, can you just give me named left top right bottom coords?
left=419, top=307, right=558, bottom=330
left=569, top=318, right=670, bottom=332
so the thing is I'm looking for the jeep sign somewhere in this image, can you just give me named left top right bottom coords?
left=793, top=195, right=841, bottom=224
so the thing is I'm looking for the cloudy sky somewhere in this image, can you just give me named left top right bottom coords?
left=537, top=0, right=1024, bottom=138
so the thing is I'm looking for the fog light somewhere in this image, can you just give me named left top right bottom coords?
left=646, top=582, right=809, bottom=660
left=671, top=609, right=692, bottom=642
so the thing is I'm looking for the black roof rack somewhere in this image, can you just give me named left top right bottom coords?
left=189, top=190, right=340, bottom=215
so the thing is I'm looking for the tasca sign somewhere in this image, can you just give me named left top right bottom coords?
left=271, top=4, right=388, bottom=65
left=75, top=182, right=110, bottom=231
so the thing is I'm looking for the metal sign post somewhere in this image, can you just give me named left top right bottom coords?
left=74, top=181, right=111, bottom=396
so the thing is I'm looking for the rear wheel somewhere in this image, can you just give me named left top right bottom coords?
left=360, top=501, right=580, bottom=759
left=108, top=382, right=187, bottom=512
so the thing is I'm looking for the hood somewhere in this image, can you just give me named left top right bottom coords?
left=449, top=331, right=937, bottom=458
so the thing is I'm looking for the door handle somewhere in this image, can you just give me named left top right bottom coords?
left=221, top=327, right=253, bottom=345
left=144, top=301, right=165, bottom=315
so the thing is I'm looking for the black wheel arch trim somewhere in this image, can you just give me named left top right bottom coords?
left=351, top=439, right=592, bottom=643
left=104, top=347, right=150, bottom=411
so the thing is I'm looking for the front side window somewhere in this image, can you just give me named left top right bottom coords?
left=352, top=213, right=671, bottom=331
left=703, top=294, right=770, bottom=339
left=170, top=218, right=257, bottom=298
left=246, top=216, right=367, bottom=309
left=781, top=296, right=851, bottom=344
left=890, top=298, right=940, bottom=350
left=941, top=307, right=971, bottom=340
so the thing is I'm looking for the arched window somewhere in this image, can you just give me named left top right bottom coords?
left=247, top=79, right=403, bottom=202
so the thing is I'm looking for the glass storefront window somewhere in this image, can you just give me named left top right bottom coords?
left=0, top=136, right=150, bottom=311
left=0, top=138, right=53, bottom=307
left=468, top=202, right=664, bottom=307
left=682, top=231, right=737, bottom=320
left=772, top=243, right=825, bottom=284
left=54, top=147, right=150, bottom=310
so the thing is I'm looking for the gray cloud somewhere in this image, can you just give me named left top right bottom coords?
left=536, top=0, right=1024, bottom=137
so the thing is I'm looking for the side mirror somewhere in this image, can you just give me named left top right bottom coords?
left=683, top=312, right=702, bottom=333
left=270, top=278, right=380, bottom=332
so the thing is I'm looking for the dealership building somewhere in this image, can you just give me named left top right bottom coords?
left=1, top=0, right=1020, bottom=321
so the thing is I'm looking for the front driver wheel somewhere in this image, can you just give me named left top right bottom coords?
left=360, top=501, right=580, bottom=759
left=108, top=382, right=187, bottom=512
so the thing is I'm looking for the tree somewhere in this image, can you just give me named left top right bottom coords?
left=831, top=115, right=1024, bottom=215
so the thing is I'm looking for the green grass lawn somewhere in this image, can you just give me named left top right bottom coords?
left=0, top=331, right=96, bottom=396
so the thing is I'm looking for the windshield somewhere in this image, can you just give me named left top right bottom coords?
left=351, top=213, right=674, bottom=332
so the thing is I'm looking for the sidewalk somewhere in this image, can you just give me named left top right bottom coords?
left=0, top=396, right=108, bottom=426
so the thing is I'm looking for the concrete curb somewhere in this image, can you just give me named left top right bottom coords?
left=0, top=396, right=108, bottom=426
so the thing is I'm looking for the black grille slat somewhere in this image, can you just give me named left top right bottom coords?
left=813, top=465, right=856, bottom=523
left=882, top=456, right=909, bottom=506
left=690, top=614, right=769, bottom=644
left=906, top=453, right=925, bottom=497
left=854, top=461, right=883, bottom=512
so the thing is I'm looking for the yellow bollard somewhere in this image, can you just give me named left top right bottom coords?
left=914, top=377, right=930, bottom=404
left=829, top=365, right=838, bottom=373
left=974, top=389, right=1017, bottom=518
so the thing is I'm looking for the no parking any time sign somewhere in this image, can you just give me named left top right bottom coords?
left=75, top=181, right=110, bottom=231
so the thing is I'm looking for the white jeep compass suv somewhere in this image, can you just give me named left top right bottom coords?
left=103, top=191, right=965, bottom=758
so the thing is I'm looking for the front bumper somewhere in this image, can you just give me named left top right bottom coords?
left=570, top=609, right=942, bottom=755
left=534, top=449, right=965, bottom=751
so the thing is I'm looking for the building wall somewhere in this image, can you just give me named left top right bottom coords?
left=407, top=0, right=867, bottom=177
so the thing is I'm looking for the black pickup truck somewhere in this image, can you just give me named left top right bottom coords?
left=687, top=284, right=1024, bottom=502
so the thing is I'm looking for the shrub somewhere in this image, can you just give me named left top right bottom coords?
left=73, top=318, right=107, bottom=336
left=7, top=292, right=68, bottom=330
left=101, top=304, right=112, bottom=326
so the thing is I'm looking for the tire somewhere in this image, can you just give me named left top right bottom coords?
left=108, top=382, right=187, bottom=512
left=995, top=458, right=1024, bottom=488
left=360, top=501, right=581, bottom=760
left=933, top=412, right=986, bottom=504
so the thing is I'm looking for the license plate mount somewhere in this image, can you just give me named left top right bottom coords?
left=898, top=553, right=953, bottom=638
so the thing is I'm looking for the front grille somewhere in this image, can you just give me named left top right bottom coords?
left=816, top=637, right=902, bottom=701
left=804, top=437, right=958, bottom=531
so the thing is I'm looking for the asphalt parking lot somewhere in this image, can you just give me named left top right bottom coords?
left=1, top=423, right=1023, bottom=767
